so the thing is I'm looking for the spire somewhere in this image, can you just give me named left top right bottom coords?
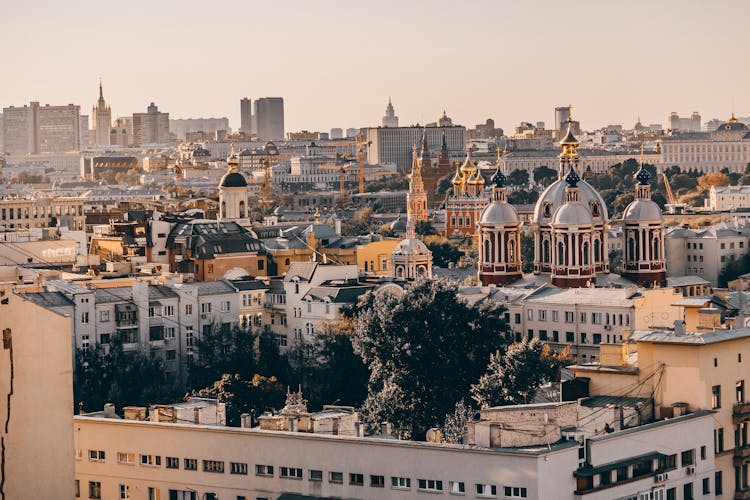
left=420, top=127, right=429, bottom=157
left=227, top=142, right=239, bottom=171
left=99, top=78, right=103, bottom=100
left=441, top=130, right=447, bottom=152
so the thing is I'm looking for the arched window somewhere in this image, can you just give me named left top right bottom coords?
left=484, top=239, right=491, bottom=263
left=543, top=203, right=552, bottom=218
left=396, top=266, right=404, bottom=278
left=543, top=239, right=550, bottom=263
left=593, top=239, right=601, bottom=262
left=591, top=202, right=600, bottom=218
left=628, top=237, right=636, bottom=262
left=239, top=200, right=246, bottom=218
left=653, top=238, right=660, bottom=261
left=557, top=241, right=565, bottom=266
left=508, top=239, right=515, bottom=261
left=417, top=266, right=426, bottom=276
left=582, top=242, right=589, bottom=266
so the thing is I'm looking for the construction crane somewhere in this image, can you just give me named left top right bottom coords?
left=356, top=134, right=372, bottom=194
left=321, top=161, right=393, bottom=208
left=662, top=172, right=688, bottom=214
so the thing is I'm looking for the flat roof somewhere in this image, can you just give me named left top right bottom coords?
left=630, top=328, right=750, bottom=345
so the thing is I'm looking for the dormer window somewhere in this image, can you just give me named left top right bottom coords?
left=543, top=203, right=552, bottom=218
left=590, top=202, right=600, bottom=218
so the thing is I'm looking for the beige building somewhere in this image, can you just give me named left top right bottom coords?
left=133, top=102, right=170, bottom=146
left=2, top=101, right=81, bottom=154
left=571, top=326, right=750, bottom=498
left=0, top=285, right=75, bottom=499
left=0, top=196, right=85, bottom=230
left=708, top=185, right=750, bottom=212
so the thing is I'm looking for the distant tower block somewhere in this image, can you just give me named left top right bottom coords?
left=382, top=98, right=399, bottom=128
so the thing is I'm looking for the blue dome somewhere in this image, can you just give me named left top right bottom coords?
left=490, top=168, right=506, bottom=188
left=219, top=171, right=248, bottom=188
left=634, top=165, right=651, bottom=185
left=564, top=167, right=580, bottom=188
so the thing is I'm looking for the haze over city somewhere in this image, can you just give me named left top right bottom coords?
left=3, top=0, right=748, bottom=131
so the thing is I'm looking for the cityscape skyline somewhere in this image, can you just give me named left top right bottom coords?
left=2, top=0, right=748, bottom=134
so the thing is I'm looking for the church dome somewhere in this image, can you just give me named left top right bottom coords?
left=467, top=168, right=485, bottom=186
left=480, top=203, right=519, bottom=224
left=622, top=199, right=662, bottom=222
left=552, top=202, right=593, bottom=226
left=460, top=151, right=476, bottom=176
left=219, top=171, right=248, bottom=188
left=392, top=237, right=430, bottom=256
left=532, top=178, right=607, bottom=223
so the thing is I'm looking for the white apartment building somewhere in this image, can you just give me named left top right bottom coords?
left=708, top=185, right=750, bottom=212
left=365, top=125, right=466, bottom=169
left=72, top=398, right=716, bottom=500
left=665, top=219, right=750, bottom=286
left=0, top=195, right=85, bottom=230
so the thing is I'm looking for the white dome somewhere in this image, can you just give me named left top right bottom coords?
left=392, top=237, right=430, bottom=256
left=622, top=199, right=662, bottom=222
left=533, top=178, right=608, bottom=223
left=552, top=202, right=593, bottom=225
left=479, top=202, right=519, bottom=224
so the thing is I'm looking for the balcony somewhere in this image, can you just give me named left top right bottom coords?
left=734, top=402, right=750, bottom=423
left=734, top=446, right=750, bottom=465
left=735, top=489, right=750, bottom=500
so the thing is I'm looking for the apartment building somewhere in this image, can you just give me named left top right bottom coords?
left=0, top=196, right=85, bottom=230
left=133, top=102, right=170, bottom=146
left=73, top=395, right=716, bottom=500
left=0, top=285, right=75, bottom=498
left=571, top=326, right=750, bottom=498
left=708, top=185, right=750, bottom=212
left=365, top=125, right=466, bottom=169
left=2, top=101, right=81, bottom=154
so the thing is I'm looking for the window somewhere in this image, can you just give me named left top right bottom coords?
left=418, top=479, right=443, bottom=492
left=221, top=301, right=231, bottom=312
left=593, top=333, right=601, bottom=344
left=117, top=452, right=135, bottom=464
left=683, top=482, right=693, bottom=500
left=141, top=454, right=161, bottom=467
left=255, top=464, right=274, bottom=476
left=450, top=481, right=466, bottom=494
left=370, top=475, right=385, bottom=487
left=565, top=311, right=574, bottom=323
left=712, top=385, right=722, bottom=409
left=148, top=487, right=159, bottom=500
left=504, top=486, right=527, bottom=498
left=88, top=450, right=105, bottom=462
left=539, top=330, right=548, bottom=341
left=514, top=313, right=521, bottom=324
left=716, top=471, right=723, bottom=495
left=309, top=469, right=323, bottom=481
left=702, top=477, right=710, bottom=494
left=185, top=304, right=193, bottom=315
left=280, top=467, right=302, bottom=479
left=164, top=305, right=174, bottom=316
left=391, top=476, right=411, bottom=489
left=527, top=309, right=533, bottom=320
left=329, top=471, right=344, bottom=483
left=201, top=302, right=211, bottom=314
left=99, top=310, right=110, bottom=322
left=230, top=462, right=248, bottom=475
left=119, top=484, right=129, bottom=500
left=203, top=460, right=225, bottom=473
left=184, top=458, right=197, bottom=470
left=552, top=310, right=558, bottom=322
left=580, top=312, right=587, bottom=323
left=76, top=479, right=80, bottom=497
left=581, top=332, right=587, bottom=344
left=738, top=380, right=746, bottom=403
left=476, top=484, right=496, bottom=497
left=99, top=333, right=111, bottom=344
left=592, top=312, right=602, bottom=324
left=539, top=310, right=547, bottom=321
left=552, top=331, right=559, bottom=342
left=81, top=312, right=89, bottom=324
left=681, top=449, right=695, bottom=467
left=149, top=325, right=164, bottom=341
left=89, top=481, right=102, bottom=499
left=166, top=456, right=179, bottom=469
left=349, top=473, right=364, bottom=486
left=566, top=331, right=574, bottom=343
left=715, top=427, right=725, bottom=453
left=700, top=445, right=706, bottom=460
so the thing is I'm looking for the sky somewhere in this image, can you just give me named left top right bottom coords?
left=2, top=0, right=748, bottom=133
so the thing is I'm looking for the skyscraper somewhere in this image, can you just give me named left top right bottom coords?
left=2, top=102, right=81, bottom=154
left=92, top=80, right=111, bottom=147
left=240, top=97, right=252, bottom=134
left=254, top=98, right=284, bottom=141
left=382, top=98, right=398, bottom=128
left=132, top=102, right=170, bottom=146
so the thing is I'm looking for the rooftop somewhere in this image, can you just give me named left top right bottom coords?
left=630, top=327, right=750, bottom=345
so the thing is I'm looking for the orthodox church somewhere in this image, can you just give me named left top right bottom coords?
left=478, top=119, right=665, bottom=289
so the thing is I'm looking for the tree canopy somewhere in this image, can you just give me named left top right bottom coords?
left=351, top=278, right=509, bottom=438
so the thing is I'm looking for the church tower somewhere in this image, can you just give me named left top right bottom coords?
left=407, top=143, right=428, bottom=223
left=218, top=146, right=250, bottom=226
left=621, top=156, right=666, bottom=287
left=92, top=79, right=112, bottom=147
left=477, top=157, right=523, bottom=285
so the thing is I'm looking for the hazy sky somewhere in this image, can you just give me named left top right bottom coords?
left=2, top=0, right=748, bottom=133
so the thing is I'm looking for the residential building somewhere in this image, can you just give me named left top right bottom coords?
left=570, top=324, right=750, bottom=498
left=254, top=97, right=284, bottom=141
left=665, top=219, right=750, bottom=286
left=0, top=196, right=85, bottom=230
left=0, top=286, right=75, bottom=499
left=659, top=114, right=750, bottom=173
left=92, top=80, right=111, bottom=147
left=708, top=185, right=750, bottom=211
left=132, top=102, right=170, bottom=146
left=2, top=102, right=81, bottom=154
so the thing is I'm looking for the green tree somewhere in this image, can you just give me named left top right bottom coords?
left=442, top=400, right=474, bottom=444
left=507, top=169, right=529, bottom=187
left=424, top=236, right=462, bottom=267
left=415, top=220, right=437, bottom=236
left=341, top=207, right=379, bottom=236
left=508, top=189, right=539, bottom=204
left=533, top=165, right=557, bottom=187
left=195, top=373, right=285, bottom=426
left=471, top=339, right=570, bottom=408
left=190, top=323, right=258, bottom=390
left=719, top=253, right=750, bottom=287
left=352, top=279, right=509, bottom=438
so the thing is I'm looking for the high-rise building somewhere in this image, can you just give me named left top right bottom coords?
left=365, top=125, right=466, bottom=170
left=2, top=102, right=81, bottom=154
left=254, top=98, right=284, bottom=141
left=382, top=98, right=398, bottom=128
left=555, top=105, right=571, bottom=132
left=110, top=117, right=132, bottom=147
left=92, top=80, right=111, bottom=147
left=240, top=97, right=252, bottom=134
left=132, top=102, right=170, bottom=146
left=79, top=114, right=91, bottom=149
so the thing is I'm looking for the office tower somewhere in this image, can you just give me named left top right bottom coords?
left=382, top=98, right=398, bottom=128
left=92, top=80, right=112, bottom=147
left=2, top=102, right=81, bottom=154
left=555, top=106, right=571, bottom=132
left=240, top=97, right=252, bottom=134
left=254, top=97, right=284, bottom=141
left=330, top=128, right=343, bottom=139
left=132, top=102, right=170, bottom=145
left=668, top=111, right=702, bottom=132
left=365, top=125, right=466, bottom=170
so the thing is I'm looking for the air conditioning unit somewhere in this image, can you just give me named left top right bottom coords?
left=655, top=473, right=665, bottom=482
left=200, top=313, right=208, bottom=319
left=686, top=466, right=695, bottom=475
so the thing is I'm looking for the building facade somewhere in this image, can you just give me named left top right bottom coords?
left=2, top=102, right=81, bottom=154
left=132, top=102, right=170, bottom=146
left=92, top=81, right=111, bottom=147
left=254, top=98, right=285, bottom=141
left=365, top=125, right=466, bottom=170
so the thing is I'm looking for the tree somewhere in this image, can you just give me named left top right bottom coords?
left=520, top=232, right=534, bottom=273
left=610, top=193, right=635, bottom=218
left=471, top=339, right=570, bottom=409
left=195, top=373, right=285, bottom=426
left=415, top=220, right=437, bottom=236
left=424, top=236, right=462, bottom=267
left=507, top=169, right=529, bottom=187
left=442, top=400, right=475, bottom=444
left=190, top=323, right=258, bottom=390
left=508, top=189, right=539, bottom=204
left=352, top=279, right=509, bottom=438
left=719, top=252, right=750, bottom=287
left=697, top=172, right=730, bottom=191
left=74, top=339, right=177, bottom=413
left=341, top=207, right=378, bottom=236
left=533, top=165, right=557, bottom=187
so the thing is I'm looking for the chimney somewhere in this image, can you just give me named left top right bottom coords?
left=240, top=413, right=252, bottom=428
left=335, top=218, right=342, bottom=236
left=673, top=320, right=686, bottom=336
left=103, top=403, right=116, bottom=418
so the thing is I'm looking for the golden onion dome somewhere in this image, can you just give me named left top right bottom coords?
left=467, top=168, right=485, bottom=185
left=559, top=125, right=579, bottom=148
left=451, top=163, right=464, bottom=186
left=460, top=150, right=476, bottom=175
